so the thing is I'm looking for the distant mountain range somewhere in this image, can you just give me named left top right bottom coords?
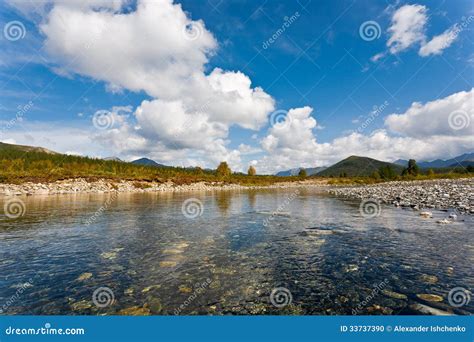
left=131, top=157, right=168, bottom=168
left=394, top=153, right=474, bottom=169
left=275, top=167, right=327, bottom=176
left=103, top=156, right=122, bottom=162
left=275, top=152, right=473, bottom=176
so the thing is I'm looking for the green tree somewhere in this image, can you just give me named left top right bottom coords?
left=370, top=171, right=380, bottom=180
left=247, top=165, right=256, bottom=176
left=298, top=168, right=307, bottom=178
left=427, top=168, right=435, bottom=177
left=402, top=159, right=419, bottom=176
left=378, top=165, right=396, bottom=180
left=467, top=165, right=474, bottom=173
left=216, top=161, right=232, bottom=177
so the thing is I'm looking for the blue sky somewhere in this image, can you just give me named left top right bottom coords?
left=0, top=0, right=473, bottom=173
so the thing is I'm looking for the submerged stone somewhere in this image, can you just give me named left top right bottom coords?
left=419, top=274, right=438, bottom=284
left=118, top=306, right=151, bottom=316
left=147, top=299, right=162, bottom=313
left=162, top=249, right=184, bottom=255
left=100, top=252, right=118, bottom=260
left=416, top=294, right=444, bottom=302
left=142, top=285, right=161, bottom=293
left=77, top=272, right=93, bottom=281
left=159, top=261, right=178, bottom=268
left=179, top=285, right=193, bottom=294
left=344, top=264, right=359, bottom=272
left=409, top=303, right=452, bottom=315
left=382, top=290, right=407, bottom=300
left=71, top=300, right=93, bottom=311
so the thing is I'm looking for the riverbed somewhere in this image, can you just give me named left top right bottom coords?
left=1, top=187, right=472, bottom=315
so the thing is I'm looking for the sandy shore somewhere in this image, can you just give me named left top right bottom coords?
left=0, top=178, right=330, bottom=196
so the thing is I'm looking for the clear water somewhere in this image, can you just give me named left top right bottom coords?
left=1, top=188, right=472, bottom=315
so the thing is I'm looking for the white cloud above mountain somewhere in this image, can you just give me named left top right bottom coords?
left=27, top=0, right=275, bottom=170
left=385, top=88, right=473, bottom=137
left=5, top=0, right=472, bottom=174
left=257, top=89, right=473, bottom=173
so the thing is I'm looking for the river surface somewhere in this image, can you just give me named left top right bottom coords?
left=1, top=188, right=473, bottom=315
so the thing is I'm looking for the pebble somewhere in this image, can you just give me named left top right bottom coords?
left=71, top=300, right=93, bottom=311
left=328, top=178, right=473, bottom=215
left=409, top=303, right=452, bottom=316
left=159, top=261, right=177, bottom=268
left=179, top=285, right=193, bottom=294
left=142, top=285, right=161, bottom=293
left=76, top=272, right=92, bottom=281
left=118, top=306, right=151, bottom=316
left=416, top=294, right=444, bottom=302
left=100, top=252, right=118, bottom=260
left=344, top=264, right=359, bottom=272
left=382, top=290, right=407, bottom=300
left=419, top=274, right=438, bottom=284
left=419, top=211, right=432, bottom=218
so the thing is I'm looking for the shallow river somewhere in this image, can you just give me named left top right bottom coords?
left=1, top=188, right=472, bottom=315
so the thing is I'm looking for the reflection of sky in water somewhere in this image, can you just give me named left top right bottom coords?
left=0, top=188, right=472, bottom=315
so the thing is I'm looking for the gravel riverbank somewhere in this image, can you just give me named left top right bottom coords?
left=0, top=178, right=329, bottom=196
left=328, top=178, right=474, bottom=215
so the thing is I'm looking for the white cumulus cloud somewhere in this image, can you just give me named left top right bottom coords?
left=387, top=4, right=427, bottom=54
left=419, top=25, right=460, bottom=57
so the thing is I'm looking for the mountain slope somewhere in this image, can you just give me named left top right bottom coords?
left=131, top=157, right=167, bottom=168
left=317, top=156, right=404, bottom=177
left=0, top=141, right=58, bottom=154
left=275, top=166, right=327, bottom=176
